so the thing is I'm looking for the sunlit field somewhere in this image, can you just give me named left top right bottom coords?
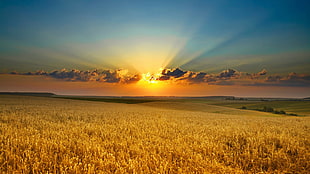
left=0, top=95, right=309, bottom=173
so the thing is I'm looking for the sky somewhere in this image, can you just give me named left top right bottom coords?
left=0, top=0, right=310, bottom=97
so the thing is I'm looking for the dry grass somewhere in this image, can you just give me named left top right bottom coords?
left=0, top=95, right=309, bottom=173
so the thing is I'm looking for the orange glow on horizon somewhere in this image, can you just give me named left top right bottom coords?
left=140, top=69, right=163, bottom=83
left=1, top=74, right=310, bottom=98
left=134, top=69, right=168, bottom=95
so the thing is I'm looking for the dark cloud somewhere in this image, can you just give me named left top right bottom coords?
left=8, top=67, right=310, bottom=87
left=10, top=71, right=18, bottom=75
left=188, top=72, right=207, bottom=83
left=287, top=72, right=310, bottom=81
left=245, top=72, right=310, bottom=87
left=159, top=68, right=184, bottom=81
left=257, top=69, right=267, bottom=76
left=12, top=68, right=141, bottom=84
left=250, top=69, right=267, bottom=79
left=156, top=68, right=310, bottom=87
left=123, top=74, right=141, bottom=84
left=48, top=69, right=95, bottom=81
left=159, top=68, right=210, bottom=83
left=158, top=75, right=170, bottom=81
left=263, top=73, right=310, bottom=87
left=182, top=72, right=217, bottom=83
left=218, top=69, right=239, bottom=79
left=158, top=68, right=238, bottom=84
left=265, top=75, right=282, bottom=82
left=162, top=68, right=187, bottom=78
left=97, top=70, right=120, bottom=83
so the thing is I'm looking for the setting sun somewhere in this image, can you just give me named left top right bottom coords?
left=141, top=72, right=158, bottom=84
left=133, top=69, right=169, bottom=95
left=140, top=68, right=163, bottom=84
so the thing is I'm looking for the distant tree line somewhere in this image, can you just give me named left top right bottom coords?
left=240, top=106, right=298, bottom=116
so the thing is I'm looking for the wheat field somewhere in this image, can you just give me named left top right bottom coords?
left=0, top=95, right=309, bottom=173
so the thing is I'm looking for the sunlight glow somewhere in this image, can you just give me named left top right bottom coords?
left=140, top=68, right=163, bottom=84
left=135, top=68, right=167, bottom=95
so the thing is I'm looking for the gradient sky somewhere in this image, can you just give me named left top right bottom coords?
left=0, top=0, right=310, bottom=97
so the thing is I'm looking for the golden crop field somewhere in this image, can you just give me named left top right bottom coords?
left=0, top=95, right=309, bottom=173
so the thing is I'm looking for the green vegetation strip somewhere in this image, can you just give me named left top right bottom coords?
left=240, top=106, right=299, bottom=116
left=204, top=100, right=310, bottom=116
left=59, top=97, right=158, bottom=104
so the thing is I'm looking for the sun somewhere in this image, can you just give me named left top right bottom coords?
left=136, top=68, right=166, bottom=91
left=138, top=68, right=164, bottom=84
left=141, top=72, right=158, bottom=84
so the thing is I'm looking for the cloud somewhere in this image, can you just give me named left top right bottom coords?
left=218, top=69, right=240, bottom=79
left=250, top=69, right=267, bottom=79
left=258, top=69, right=267, bottom=76
left=156, top=68, right=309, bottom=87
left=159, top=68, right=212, bottom=83
left=265, top=75, right=282, bottom=82
left=262, top=72, right=310, bottom=87
left=182, top=72, right=217, bottom=83
left=12, top=68, right=141, bottom=84
left=97, top=69, right=141, bottom=83
left=158, top=68, right=241, bottom=84
left=97, top=70, right=121, bottom=83
left=164, top=68, right=187, bottom=78
left=159, top=68, right=187, bottom=80
left=9, top=68, right=310, bottom=87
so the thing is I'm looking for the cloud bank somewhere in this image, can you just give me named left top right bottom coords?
left=157, top=68, right=310, bottom=87
left=9, top=68, right=310, bottom=87
left=11, top=69, right=141, bottom=84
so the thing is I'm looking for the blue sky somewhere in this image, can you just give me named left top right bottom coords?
left=1, top=0, right=309, bottom=74
left=0, top=0, right=310, bottom=96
